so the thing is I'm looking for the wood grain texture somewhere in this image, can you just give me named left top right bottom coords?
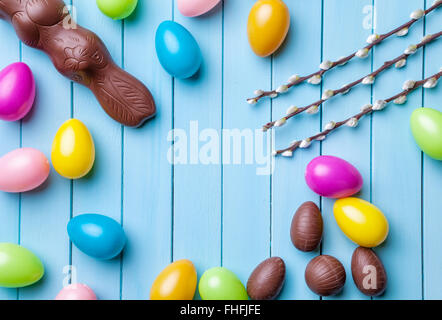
left=0, top=0, right=440, bottom=300
left=71, top=0, right=123, bottom=300
left=19, top=22, right=72, bottom=300
left=322, top=0, right=372, bottom=300
left=372, top=0, right=424, bottom=300
left=0, top=19, right=20, bottom=301
left=172, top=0, right=223, bottom=294
left=223, top=0, right=270, bottom=290
left=271, top=0, right=322, bottom=300
left=423, top=0, right=442, bottom=300
left=121, top=0, right=173, bottom=300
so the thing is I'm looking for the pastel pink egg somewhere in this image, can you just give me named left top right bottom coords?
left=178, top=0, right=221, bottom=17
left=0, top=148, right=50, bottom=193
left=55, top=284, right=97, bottom=300
left=305, top=155, right=363, bottom=199
left=0, top=62, right=36, bottom=122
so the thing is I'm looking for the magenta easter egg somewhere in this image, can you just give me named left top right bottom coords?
left=178, top=0, right=221, bottom=17
left=0, top=62, right=36, bottom=121
left=0, top=148, right=50, bottom=193
left=55, top=284, right=97, bottom=300
left=305, top=155, right=363, bottom=198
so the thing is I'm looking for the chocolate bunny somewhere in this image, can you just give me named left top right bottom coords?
left=0, top=0, right=156, bottom=127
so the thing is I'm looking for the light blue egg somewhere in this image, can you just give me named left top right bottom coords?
left=67, top=214, right=126, bottom=260
left=155, top=20, right=202, bottom=79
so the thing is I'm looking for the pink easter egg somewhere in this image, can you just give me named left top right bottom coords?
left=0, top=62, right=36, bottom=122
left=178, top=0, right=221, bottom=17
left=55, top=284, right=97, bottom=300
left=0, top=148, right=50, bottom=193
left=305, top=155, right=363, bottom=199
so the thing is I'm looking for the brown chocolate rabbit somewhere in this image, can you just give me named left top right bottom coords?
left=0, top=0, right=156, bottom=127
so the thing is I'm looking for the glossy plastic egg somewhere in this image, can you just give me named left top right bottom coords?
left=410, top=107, right=442, bottom=160
left=178, top=0, right=221, bottom=17
left=334, top=197, right=389, bottom=248
left=68, top=214, right=126, bottom=260
left=0, top=243, right=44, bottom=288
left=305, top=155, right=363, bottom=198
left=0, top=148, right=50, bottom=193
left=51, top=119, right=95, bottom=179
left=247, top=0, right=290, bottom=57
left=0, top=62, right=35, bottom=121
left=199, top=267, right=248, bottom=300
left=150, top=260, right=197, bottom=300
left=55, top=284, right=97, bottom=300
left=155, top=21, right=202, bottom=79
left=96, top=0, right=138, bottom=20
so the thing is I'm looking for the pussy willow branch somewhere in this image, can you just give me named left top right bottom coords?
left=273, top=70, right=442, bottom=157
left=247, top=1, right=442, bottom=104
left=262, top=31, right=441, bottom=131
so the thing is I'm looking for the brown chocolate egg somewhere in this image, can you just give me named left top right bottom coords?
left=351, top=247, right=387, bottom=296
left=247, top=257, right=285, bottom=300
left=305, top=255, right=346, bottom=296
left=290, top=201, right=323, bottom=252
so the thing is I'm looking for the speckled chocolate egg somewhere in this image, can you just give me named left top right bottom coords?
left=290, top=201, right=323, bottom=252
left=247, top=257, right=285, bottom=300
left=351, top=247, right=387, bottom=297
left=305, top=255, right=346, bottom=296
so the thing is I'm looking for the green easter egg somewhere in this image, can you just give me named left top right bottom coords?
left=410, top=107, right=442, bottom=160
left=0, top=243, right=44, bottom=288
left=96, top=0, right=138, bottom=20
left=198, top=267, right=248, bottom=300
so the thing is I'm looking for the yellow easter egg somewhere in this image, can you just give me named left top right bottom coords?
left=247, top=0, right=290, bottom=57
left=150, top=259, right=197, bottom=300
left=333, top=197, right=389, bottom=248
left=51, top=119, right=95, bottom=179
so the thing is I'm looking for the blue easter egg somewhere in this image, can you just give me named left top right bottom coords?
left=67, top=214, right=126, bottom=260
left=155, top=20, right=202, bottom=79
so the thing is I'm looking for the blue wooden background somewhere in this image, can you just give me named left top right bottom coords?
left=0, top=0, right=441, bottom=300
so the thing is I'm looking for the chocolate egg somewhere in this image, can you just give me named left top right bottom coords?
left=290, top=202, right=323, bottom=252
left=351, top=247, right=387, bottom=296
left=305, top=255, right=346, bottom=296
left=247, top=257, right=285, bottom=300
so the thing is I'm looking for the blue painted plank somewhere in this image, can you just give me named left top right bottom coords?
left=121, top=0, right=173, bottom=300
left=172, top=2, right=223, bottom=288
left=222, top=0, right=270, bottom=291
left=18, top=29, right=72, bottom=300
left=372, top=0, right=424, bottom=300
left=321, top=0, right=373, bottom=300
left=0, top=0, right=438, bottom=300
left=423, top=0, right=442, bottom=300
left=271, top=0, right=322, bottom=300
left=0, top=20, right=20, bottom=301
left=71, top=1, right=123, bottom=300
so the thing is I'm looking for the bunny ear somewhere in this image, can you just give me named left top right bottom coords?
left=92, top=65, right=156, bottom=127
